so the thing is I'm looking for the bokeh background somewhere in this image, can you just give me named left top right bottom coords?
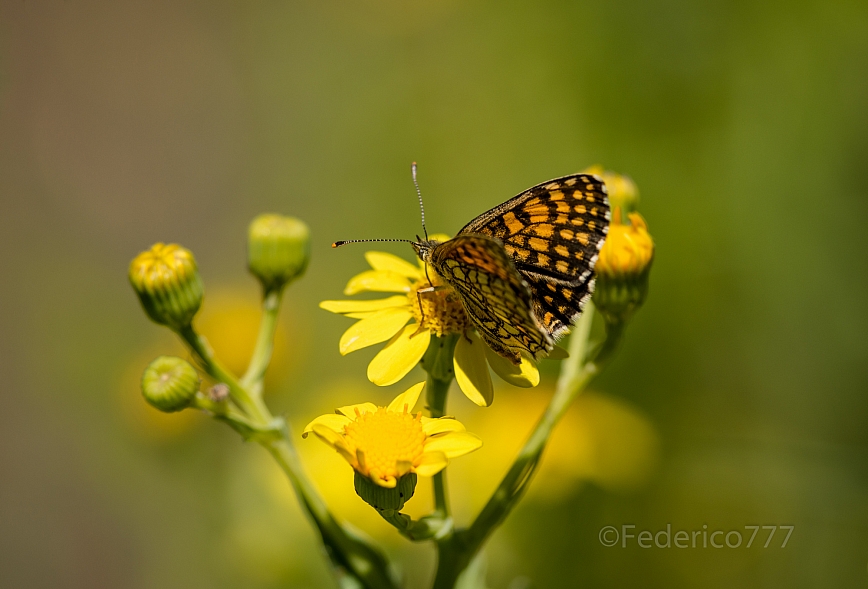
left=1, top=1, right=867, bottom=588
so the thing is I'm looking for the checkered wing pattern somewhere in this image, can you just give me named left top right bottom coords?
left=458, top=173, right=609, bottom=338
left=428, top=234, right=552, bottom=363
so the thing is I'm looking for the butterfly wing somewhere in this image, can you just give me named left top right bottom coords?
left=458, top=173, right=609, bottom=338
left=428, top=234, right=552, bottom=363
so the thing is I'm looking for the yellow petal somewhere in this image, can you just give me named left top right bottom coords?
left=365, top=251, right=423, bottom=279
left=413, top=451, right=449, bottom=476
left=421, top=418, right=466, bottom=436
left=453, top=331, right=494, bottom=406
left=367, top=324, right=431, bottom=386
left=396, top=460, right=413, bottom=477
left=345, top=312, right=376, bottom=319
left=423, top=432, right=483, bottom=458
left=339, top=308, right=413, bottom=355
left=302, top=414, right=352, bottom=438
left=484, top=347, right=540, bottom=388
left=335, top=402, right=378, bottom=418
left=310, top=424, right=356, bottom=464
left=320, top=296, right=409, bottom=315
left=387, top=381, right=426, bottom=413
left=345, top=270, right=412, bottom=295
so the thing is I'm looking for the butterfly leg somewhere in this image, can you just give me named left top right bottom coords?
left=411, top=285, right=450, bottom=337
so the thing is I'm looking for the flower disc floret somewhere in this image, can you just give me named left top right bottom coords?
left=409, top=278, right=469, bottom=337
left=344, top=407, right=426, bottom=481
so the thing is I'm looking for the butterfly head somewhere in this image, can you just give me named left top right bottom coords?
left=410, top=235, right=441, bottom=263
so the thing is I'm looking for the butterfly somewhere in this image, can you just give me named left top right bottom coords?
left=335, top=166, right=610, bottom=365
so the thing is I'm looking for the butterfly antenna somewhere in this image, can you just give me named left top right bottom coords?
left=332, top=238, right=415, bottom=248
left=411, top=162, right=429, bottom=242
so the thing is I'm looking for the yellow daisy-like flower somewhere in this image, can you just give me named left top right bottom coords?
left=302, top=382, right=482, bottom=488
left=320, top=240, right=540, bottom=407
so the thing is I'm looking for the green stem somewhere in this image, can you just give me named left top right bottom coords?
left=264, top=432, right=397, bottom=589
left=177, top=324, right=270, bottom=422
left=446, top=304, right=624, bottom=585
left=427, top=373, right=451, bottom=517
left=178, top=321, right=396, bottom=588
left=419, top=335, right=466, bottom=588
left=241, top=288, right=282, bottom=391
left=422, top=335, right=458, bottom=517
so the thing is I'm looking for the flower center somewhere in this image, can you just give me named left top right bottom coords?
left=343, top=407, right=426, bottom=480
left=408, top=277, right=469, bottom=337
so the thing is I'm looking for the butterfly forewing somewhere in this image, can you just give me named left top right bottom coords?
left=457, top=173, right=609, bottom=337
left=429, top=234, right=552, bottom=363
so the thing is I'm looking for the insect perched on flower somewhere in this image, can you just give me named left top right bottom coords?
left=334, top=164, right=610, bottom=365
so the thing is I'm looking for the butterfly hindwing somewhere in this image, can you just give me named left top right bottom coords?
left=428, top=234, right=552, bottom=363
left=523, top=274, right=596, bottom=339
left=457, top=173, right=609, bottom=337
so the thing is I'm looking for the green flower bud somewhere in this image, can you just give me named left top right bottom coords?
left=129, top=243, right=204, bottom=330
left=247, top=214, right=310, bottom=292
left=594, top=210, right=654, bottom=325
left=141, top=356, right=200, bottom=412
left=353, top=471, right=417, bottom=515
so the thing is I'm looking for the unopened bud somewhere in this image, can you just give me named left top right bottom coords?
left=247, top=214, right=310, bottom=292
left=353, top=471, right=417, bottom=515
left=129, top=243, right=204, bottom=330
left=141, top=356, right=200, bottom=412
left=594, top=210, right=654, bottom=324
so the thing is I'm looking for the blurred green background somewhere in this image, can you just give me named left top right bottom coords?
left=1, top=0, right=867, bottom=587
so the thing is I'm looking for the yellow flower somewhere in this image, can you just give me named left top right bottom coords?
left=320, top=242, right=540, bottom=406
left=594, top=209, right=654, bottom=324
left=597, top=210, right=654, bottom=277
left=303, top=382, right=482, bottom=488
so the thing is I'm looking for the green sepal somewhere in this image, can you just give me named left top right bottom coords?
left=354, top=471, right=417, bottom=513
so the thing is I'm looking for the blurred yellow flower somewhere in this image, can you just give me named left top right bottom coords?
left=195, top=288, right=298, bottom=389
left=303, top=382, right=482, bottom=488
left=446, top=387, right=659, bottom=517
left=320, top=244, right=539, bottom=406
left=583, top=165, right=640, bottom=214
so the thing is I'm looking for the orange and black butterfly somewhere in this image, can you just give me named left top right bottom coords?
left=335, top=165, right=610, bottom=364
